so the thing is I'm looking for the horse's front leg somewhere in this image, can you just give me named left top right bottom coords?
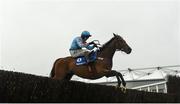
left=104, top=70, right=127, bottom=93
left=116, top=71, right=126, bottom=87
left=104, top=70, right=121, bottom=87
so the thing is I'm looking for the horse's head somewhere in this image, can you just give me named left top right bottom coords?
left=113, top=33, right=132, bottom=54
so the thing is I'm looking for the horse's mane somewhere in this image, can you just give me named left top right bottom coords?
left=100, top=36, right=116, bottom=52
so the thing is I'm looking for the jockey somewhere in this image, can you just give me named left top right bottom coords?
left=69, top=31, right=96, bottom=62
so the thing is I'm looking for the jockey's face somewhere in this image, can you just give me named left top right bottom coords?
left=82, top=36, right=89, bottom=41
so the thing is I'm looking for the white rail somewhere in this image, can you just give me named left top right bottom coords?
left=132, top=81, right=167, bottom=93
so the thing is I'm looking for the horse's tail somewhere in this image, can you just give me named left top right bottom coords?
left=50, top=64, right=55, bottom=78
left=50, top=58, right=61, bottom=78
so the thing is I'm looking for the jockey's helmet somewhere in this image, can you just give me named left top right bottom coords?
left=81, top=31, right=91, bottom=38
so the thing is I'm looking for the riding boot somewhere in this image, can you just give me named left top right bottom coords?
left=84, top=52, right=93, bottom=72
left=84, top=54, right=90, bottom=63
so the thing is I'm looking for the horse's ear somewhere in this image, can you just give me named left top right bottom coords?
left=113, top=33, right=116, bottom=37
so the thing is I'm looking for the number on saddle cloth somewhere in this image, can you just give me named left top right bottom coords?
left=75, top=51, right=97, bottom=66
left=76, top=56, right=87, bottom=65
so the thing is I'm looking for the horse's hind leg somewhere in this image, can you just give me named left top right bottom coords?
left=52, top=75, right=65, bottom=80
left=52, top=69, right=66, bottom=80
left=53, top=63, right=68, bottom=80
left=64, top=71, right=74, bottom=80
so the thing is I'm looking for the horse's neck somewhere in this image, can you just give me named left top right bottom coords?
left=99, top=47, right=115, bottom=59
left=98, top=40, right=116, bottom=59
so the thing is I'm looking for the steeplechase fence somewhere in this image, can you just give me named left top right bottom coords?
left=0, top=70, right=178, bottom=103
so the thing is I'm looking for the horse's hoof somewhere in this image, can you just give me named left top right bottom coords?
left=121, top=86, right=127, bottom=93
left=115, top=85, right=120, bottom=89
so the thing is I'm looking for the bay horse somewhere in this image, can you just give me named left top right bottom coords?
left=50, top=33, right=132, bottom=90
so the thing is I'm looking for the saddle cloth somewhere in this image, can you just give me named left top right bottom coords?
left=75, top=51, right=97, bottom=66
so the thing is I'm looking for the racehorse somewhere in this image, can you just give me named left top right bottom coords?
left=50, top=33, right=132, bottom=89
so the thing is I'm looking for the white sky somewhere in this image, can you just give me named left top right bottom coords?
left=0, top=0, right=180, bottom=82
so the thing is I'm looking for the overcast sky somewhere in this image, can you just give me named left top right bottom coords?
left=0, top=0, right=180, bottom=82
